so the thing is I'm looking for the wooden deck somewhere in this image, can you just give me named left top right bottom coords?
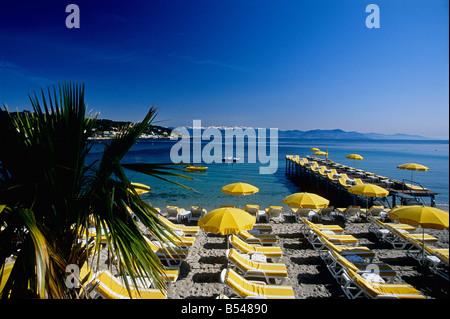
left=285, top=155, right=438, bottom=208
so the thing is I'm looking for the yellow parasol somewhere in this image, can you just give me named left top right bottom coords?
left=348, top=183, right=389, bottom=209
left=198, top=207, right=256, bottom=235
left=282, top=192, right=329, bottom=209
left=397, top=163, right=429, bottom=188
left=221, top=182, right=259, bottom=208
left=346, top=154, right=364, bottom=168
left=389, top=205, right=449, bottom=263
left=389, top=206, right=448, bottom=230
left=309, top=148, right=320, bottom=152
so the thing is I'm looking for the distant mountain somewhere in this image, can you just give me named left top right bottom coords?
left=170, top=126, right=434, bottom=140
left=278, top=129, right=432, bottom=140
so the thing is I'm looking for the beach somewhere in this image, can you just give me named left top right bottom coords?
left=91, top=211, right=449, bottom=300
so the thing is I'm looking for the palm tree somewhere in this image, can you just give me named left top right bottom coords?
left=0, top=82, right=193, bottom=298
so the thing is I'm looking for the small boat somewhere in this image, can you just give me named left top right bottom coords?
left=186, top=166, right=208, bottom=172
left=222, top=156, right=240, bottom=163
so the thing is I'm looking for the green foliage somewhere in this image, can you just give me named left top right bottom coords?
left=0, top=82, right=190, bottom=298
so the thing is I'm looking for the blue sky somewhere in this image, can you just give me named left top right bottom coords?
left=0, top=0, right=448, bottom=139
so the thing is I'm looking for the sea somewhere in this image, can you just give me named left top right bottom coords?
left=88, top=138, right=449, bottom=213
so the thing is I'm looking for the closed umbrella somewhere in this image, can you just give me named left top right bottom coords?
left=221, top=182, right=259, bottom=208
left=389, top=206, right=449, bottom=263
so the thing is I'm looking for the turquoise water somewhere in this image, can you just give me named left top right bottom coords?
left=89, top=138, right=449, bottom=212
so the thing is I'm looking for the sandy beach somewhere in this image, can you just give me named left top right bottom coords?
left=138, top=213, right=449, bottom=299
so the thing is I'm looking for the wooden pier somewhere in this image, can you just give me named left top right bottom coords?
left=285, top=155, right=438, bottom=209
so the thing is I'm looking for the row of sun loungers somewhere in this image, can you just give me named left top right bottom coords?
left=165, top=204, right=286, bottom=224
left=300, top=217, right=426, bottom=299
left=220, top=225, right=296, bottom=298
left=77, top=214, right=203, bottom=299
left=289, top=205, right=391, bottom=224
left=369, top=217, right=449, bottom=280
left=295, top=155, right=396, bottom=187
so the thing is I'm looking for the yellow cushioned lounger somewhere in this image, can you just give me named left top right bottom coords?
left=227, top=248, right=288, bottom=284
left=144, top=237, right=188, bottom=266
left=92, top=270, right=166, bottom=299
left=238, top=230, right=277, bottom=246
left=323, top=239, right=375, bottom=262
left=301, top=217, right=344, bottom=233
left=323, top=251, right=396, bottom=284
left=311, top=228, right=359, bottom=246
left=342, top=269, right=425, bottom=299
left=221, top=268, right=295, bottom=299
left=230, top=235, right=282, bottom=260
left=160, top=216, right=200, bottom=236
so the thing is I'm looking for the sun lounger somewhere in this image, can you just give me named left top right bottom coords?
left=118, top=258, right=180, bottom=284
left=188, top=206, right=206, bottom=223
left=360, top=206, right=388, bottom=221
left=405, top=237, right=449, bottom=280
left=220, top=268, right=295, bottom=299
left=327, top=172, right=337, bottom=181
left=304, top=227, right=359, bottom=250
left=244, top=205, right=260, bottom=217
left=159, top=216, right=200, bottom=237
left=166, top=206, right=183, bottom=222
left=368, top=218, right=416, bottom=239
left=322, top=251, right=396, bottom=284
left=251, top=224, right=273, bottom=233
left=341, top=269, right=425, bottom=299
left=264, top=206, right=284, bottom=223
left=144, top=237, right=188, bottom=267
left=380, top=225, right=438, bottom=250
left=321, top=239, right=375, bottom=262
left=238, top=230, right=277, bottom=246
left=89, top=269, right=167, bottom=299
left=229, top=235, right=282, bottom=261
left=227, top=248, right=288, bottom=284
left=159, top=231, right=196, bottom=249
left=338, top=178, right=352, bottom=189
left=335, top=206, right=362, bottom=222
left=293, top=208, right=319, bottom=222
left=317, top=206, right=335, bottom=221
left=299, top=217, right=344, bottom=235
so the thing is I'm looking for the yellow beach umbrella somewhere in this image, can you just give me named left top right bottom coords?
left=348, top=183, right=389, bottom=209
left=346, top=154, right=364, bottom=168
left=198, top=207, right=256, bottom=235
left=128, top=182, right=151, bottom=195
left=389, top=206, right=448, bottom=230
left=221, top=182, right=259, bottom=208
left=397, top=163, right=429, bottom=187
left=309, top=148, right=320, bottom=152
left=348, top=183, right=389, bottom=198
left=389, top=205, right=449, bottom=263
left=282, top=192, right=329, bottom=209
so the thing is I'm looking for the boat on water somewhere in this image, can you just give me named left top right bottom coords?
left=222, top=156, right=240, bottom=163
left=186, top=166, right=208, bottom=172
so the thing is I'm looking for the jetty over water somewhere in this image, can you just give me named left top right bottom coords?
left=285, top=155, right=439, bottom=208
